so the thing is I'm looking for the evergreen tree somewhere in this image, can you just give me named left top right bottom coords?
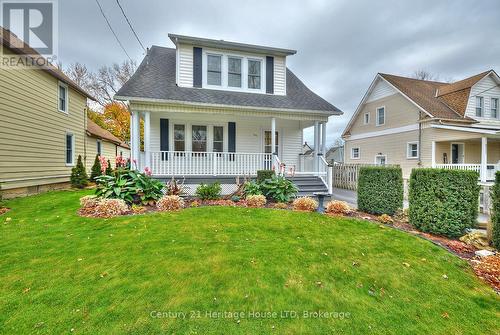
left=90, top=154, right=102, bottom=181
left=106, top=159, right=113, bottom=175
left=70, top=155, right=89, bottom=188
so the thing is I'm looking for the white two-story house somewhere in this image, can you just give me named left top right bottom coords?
left=115, top=34, right=341, bottom=193
left=343, top=70, right=500, bottom=183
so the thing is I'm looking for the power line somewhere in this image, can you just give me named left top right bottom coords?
left=115, top=0, right=146, bottom=53
left=94, top=0, right=133, bottom=62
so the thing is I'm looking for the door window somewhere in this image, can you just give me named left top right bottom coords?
left=264, top=131, right=279, bottom=155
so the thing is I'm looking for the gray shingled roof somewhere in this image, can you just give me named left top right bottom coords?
left=115, top=46, right=341, bottom=115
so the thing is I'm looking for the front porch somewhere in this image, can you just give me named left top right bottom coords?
left=431, top=136, right=500, bottom=183
left=129, top=107, right=333, bottom=192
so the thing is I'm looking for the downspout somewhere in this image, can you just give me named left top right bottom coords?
left=84, top=106, right=88, bottom=168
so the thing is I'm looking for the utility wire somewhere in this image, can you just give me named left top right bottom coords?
left=115, top=0, right=146, bottom=53
left=94, top=0, right=133, bottom=62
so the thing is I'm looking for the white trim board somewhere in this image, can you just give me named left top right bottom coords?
left=431, top=124, right=500, bottom=135
left=345, top=124, right=419, bottom=141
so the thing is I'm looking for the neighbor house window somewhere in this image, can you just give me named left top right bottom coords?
left=375, top=155, right=386, bottom=166
left=376, top=107, right=385, bottom=126
left=351, top=147, right=360, bottom=159
left=192, top=125, right=207, bottom=152
left=58, top=82, right=68, bottom=113
left=66, top=133, right=74, bottom=165
left=96, top=140, right=102, bottom=156
left=207, top=55, right=222, bottom=86
left=491, top=98, right=498, bottom=118
left=174, top=124, right=185, bottom=151
left=364, top=113, right=370, bottom=125
left=476, top=96, right=484, bottom=117
left=248, top=59, right=261, bottom=89
left=407, top=142, right=419, bottom=159
left=228, top=57, right=242, bottom=88
left=213, top=126, right=224, bottom=152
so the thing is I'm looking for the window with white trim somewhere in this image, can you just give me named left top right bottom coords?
left=375, top=155, right=386, bottom=165
left=228, top=57, right=242, bottom=88
left=363, top=113, right=370, bottom=125
left=192, top=125, right=207, bottom=152
left=376, top=107, right=385, bottom=126
left=66, top=133, right=74, bottom=165
left=351, top=147, right=360, bottom=159
left=207, top=55, right=222, bottom=86
left=407, top=142, right=419, bottom=159
left=476, top=96, right=484, bottom=117
left=491, top=98, right=498, bottom=119
left=213, top=126, right=224, bottom=152
left=96, top=140, right=102, bottom=156
left=174, top=124, right=185, bottom=151
left=58, top=82, right=68, bottom=113
left=248, top=59, right=261, bottom=89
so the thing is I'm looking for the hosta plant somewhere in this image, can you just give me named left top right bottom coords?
left=243, top=180, right=262, bottom=196
left=261, top=176, right=298, bottom=203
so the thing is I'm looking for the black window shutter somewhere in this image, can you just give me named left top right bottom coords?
left=228, top=122, right=236, bottom=161
left=193, top=47, right=202, bottom=87
left=160, top=118, right=169, bottom=160
left=266, top=56, right=274, bottom=94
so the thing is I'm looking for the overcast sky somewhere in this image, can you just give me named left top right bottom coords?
left=56, top=0, right=500, bottom=147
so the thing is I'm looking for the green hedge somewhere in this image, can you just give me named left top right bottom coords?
left=257, top=170, right=275, bottom=183
left=492, top=171, right=500, bottom=249
left=409, top=169, right=479, bottom=238
left=357, top=166, right=403, bottom=215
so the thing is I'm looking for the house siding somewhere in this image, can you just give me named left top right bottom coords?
left=0, top=48, right=87, bottom=192
left=366, top=78, right=397, bottom=103
left=465, top=74, right=500, bottom=125
left=273, top=56, right=286, bottom=95
left=177, top=43, right=194, bottom=87
left=84, top=136, right=130, bottom=172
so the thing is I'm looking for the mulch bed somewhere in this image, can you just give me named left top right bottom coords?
left=351, top=211, right=499, bottom=293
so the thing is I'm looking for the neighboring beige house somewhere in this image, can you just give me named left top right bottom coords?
left=325, top=146, right=344, bottom=163
left=0, top=28, right=94, bottom=199
left=115, top=34, right=342, bottom=194
left=342, top=70, right=500, bottom=185
left=86, top=119, right=130, bottom=171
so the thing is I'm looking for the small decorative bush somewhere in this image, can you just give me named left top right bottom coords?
left=325, top=200, right=351, bottom=215
left=244, top=180, right=262, bottom=196
left=195, top=182, right=221, bottom=200
left=378, top=214, right=394, bottom=224
left=257, top=170, right=275, bottom=183
left=71, top=155, right=89, bottom=189
left=157, top=195, right=185, bottom=211
left=409, top=169, right=480, bottom=238
left=293, top=197, right=318, bottom=212
left=131, top=204, right=146, bottom=214
left=357, top=166, right=403, bottom=215
left=190, top=200, right=200, bottom=208
left=90, top=155, right=102, bottom=181
left=94, top=199, right=129, bottom=218
left=165, top=177, right=186, bottom=196
left=105, top=159, right=113, bottom=175
left=273, top=202, right=289, bottom=210
left=231, top=195, right=241, bottom=202
left=261, top=176, right=298, bottom=203
left=491, top=171, right=500, bottom=249
left=246, top=195, right=267, bottom=208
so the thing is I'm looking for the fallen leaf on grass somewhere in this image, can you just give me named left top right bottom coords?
left=23, top=287, right=30, bottom=293
left=402, top=262, right=411, bottom=267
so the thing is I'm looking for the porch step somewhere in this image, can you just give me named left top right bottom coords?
left=288, top=176, right=328, bottom=197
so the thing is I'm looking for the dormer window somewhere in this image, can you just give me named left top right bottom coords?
left=207, top=55, right=222, bottom=86
left=228, top=57, right=242, bottom=88
left=248, top=59, right=261, bottom=89
left=476, top=96, right=484, bottom=117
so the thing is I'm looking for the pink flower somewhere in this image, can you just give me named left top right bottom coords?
left=144, top=167, right=152, bottom=176
left=115, top=155, right=127, bottom=168
left=99, top=156, right=108, bottom=173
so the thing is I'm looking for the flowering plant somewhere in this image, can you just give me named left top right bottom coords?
left=99, top=156, right=109, bottom=174
left=116, top=155, right=127, bottom=168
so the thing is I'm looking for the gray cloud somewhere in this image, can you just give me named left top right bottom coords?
left=56, top=0, right=500, bottom=146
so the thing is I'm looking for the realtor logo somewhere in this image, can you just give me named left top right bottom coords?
left=1, top=0, right=58, bottom=57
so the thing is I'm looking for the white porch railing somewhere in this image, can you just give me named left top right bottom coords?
left=150, top=151, right=273, bottom=176
left=435, top=163, right=499, bottom=181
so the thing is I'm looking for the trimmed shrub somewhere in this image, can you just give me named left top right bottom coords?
left=246, top=195, right=267, bottom=208
left=409, top=168, right=480, bottom=238
left=491, top=171, right=500, bottom=249
left=293, top=197, right=318, bottom=212
left=157, top=195, right=185, bottom=211
left=195, top=182, right=221, bottom=200
left=357, top=166, right=403, bottom=215
left=256, top=170, right=275, bottom=183
left=105, top=159, right=113, bottom=175
left=70, top=155, right=89, bottom=188
left=90, top=155, right=102, bottom=181
left=325, top=200, right=351, bottom=216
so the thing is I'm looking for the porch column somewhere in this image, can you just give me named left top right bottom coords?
left=271, top=117, right=276, bottom=155
left=314, top=121, right=320, bottom=172
left=129, top=111, right=135, bottom=163
left=321, top=122, right=327, bottom=157
left=131, top=110, right=141, bottom=170
left=143, top=111, right=151, bottom=170
left=480, top=136, right=488, bottom=183
left=431, top=141, right=436, bottom=168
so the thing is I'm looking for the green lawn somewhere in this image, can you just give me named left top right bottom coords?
left=0, top=191, right=498, bottom=334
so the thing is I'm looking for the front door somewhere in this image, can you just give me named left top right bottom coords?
left=264, top=131, right=279, bottom=169
left=451, top=143, right=464, bottom=164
